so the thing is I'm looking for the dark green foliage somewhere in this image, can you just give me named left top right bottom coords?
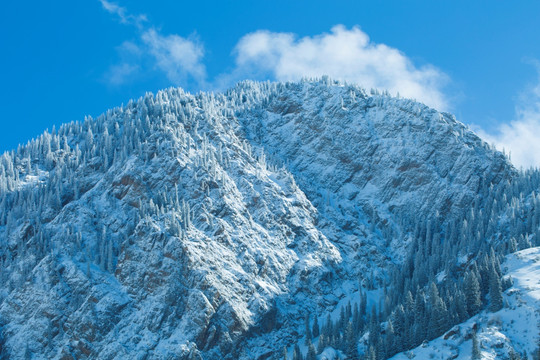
left=344, top=321, right=357, bottom=358
left=509, top=348, right=522, bottom=360
left=312, top=315, right=319, bottom=338
left=0, top=325, right=7, bottom=360
left=292, top=344, right=303, bottom=360
left=471, top=331, right=481, bottom=360
left=317, top=334, right=326, bottom=354
left=465, top=271, right=482, bottom=316
left=489, top=264, right=504, bottom=312
left=305, top=341, right=317, bottom=360
left=304, top=313, right=312, bottom=345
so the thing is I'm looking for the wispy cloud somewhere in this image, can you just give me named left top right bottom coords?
left=105, top=63, right=139, bottom=86
left=99, top=0, right=206, bottom=87
left=231, top=25, right=449, bottom=110
left=141, top=29, right=206, bottom=86
left=476, top=61, right=540, bottom=169
left=99, top=0, right=146, bottom=28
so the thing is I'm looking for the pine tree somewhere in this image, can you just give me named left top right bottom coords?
left=368, top=306, right=380, bottom=355
left=385, top=319, right=396, bottom=356
left=391, top=305, right=405, bottom=343
left=305, top=341, right=317, bottom=360
left=339, top=306, right=346, bottom=331
left=324, top=313, right=333, bottom=338
left=312, top=315, right=319, bottom=338
left=414, top=290, right=427, bottom=344
left=489, top=264, right=503, bottom=312
left=471, top=331, right=481, bottom=360
left=428, top=297, right=449, bottom=339
left=352, top=302, right=361, bottom=334
left=317, top=334, right=325, bottom=354
left=478, top=260, right=490, bottom=299
left=360, top=290, right=367, bottom=318
left=404, top=290, right=415, bottom=321
left=454, top=289, right=468, bottom=322
left=0, top=324, right=6, bottom=357
left=509, top=348, right=521, bottom=360
left=293, top=344, right=303, bottom=360
left=344, top=321, right=357, bottom=358
left=368, top=345, right=377, bottom=360
left=464, top=271, right=482, bottom=316
left=304, top=313, right=312, bottom=345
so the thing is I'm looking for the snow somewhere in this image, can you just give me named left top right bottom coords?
left=16, top=168, right=49, bottom=190
left=436, top=270, right=447, bottom=283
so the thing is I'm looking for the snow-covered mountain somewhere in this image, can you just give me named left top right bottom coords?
left=0, top=79, right=538, bottom=359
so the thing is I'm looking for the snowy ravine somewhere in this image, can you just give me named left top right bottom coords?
left=0, top=79, right=538, bottom=359
left=391, top=247, right=540, bottom=360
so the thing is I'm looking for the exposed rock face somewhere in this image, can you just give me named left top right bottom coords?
left=0, top=80, right=515, bottom=359
left=239, top=82, right=513, bottom=271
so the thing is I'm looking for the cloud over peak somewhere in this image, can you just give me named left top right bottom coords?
left=233, top=25, right=449, bottom=110
left=98, top=3, right=450, bottom=111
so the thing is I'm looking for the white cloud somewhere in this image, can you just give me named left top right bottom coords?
left=99, top=1, right=205, bottom=87
left=99, top=0, right=146, bottom=27
left=141, top=29, right=206, bottom=86
left=105, top=63, right=139, bottom=85
left=232, top=25, right=449, bottom=110
left=476, top=64, right=540, bottom=169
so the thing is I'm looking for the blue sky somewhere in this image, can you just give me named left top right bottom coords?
left=2, top=1, right=540, bottom=167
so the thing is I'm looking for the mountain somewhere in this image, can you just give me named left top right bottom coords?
left=0, top=79, right=538, bottom=359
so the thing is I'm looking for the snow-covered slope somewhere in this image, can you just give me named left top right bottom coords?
left=391, top=247, right=540, bottom=360
left=239, top=81, right=513, bottom=276
left=0, top=80, right=534, bottom=360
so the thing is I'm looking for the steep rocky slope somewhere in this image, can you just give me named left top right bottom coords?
left=0, top=80, right=526, bottom=359
left=239, top=82, right=512, bottom=276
